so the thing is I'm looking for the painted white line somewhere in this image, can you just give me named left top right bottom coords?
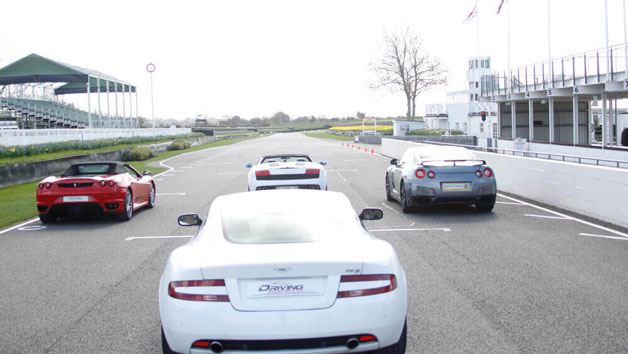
left=157, top=192, right=187, bottom=196
left=336, top=171, right=350, bottom=185
left=381, top=202, right=404, bottom=217
left=344, top=159, right=370, bottom=162
left=18, top=225, right=47, bottom=231
left=218, top=172, right=248, bottom=175
left=172, top=170, right=185, bottom=173
left=579, top=233, right=628, bottom=241
left=0, top=217, right=39, bottom=235
left=496, top=201, right=525, bottom=205
left=524, top=214, right=570, bottom=220
left=125, top=235, right=194, bottom=241
left=203, top=162, right=233, bottom=165
left=498, top=193, right=628, bottom=238
left=160, top=174, right=175, bottom=177
left=182, top=167, right=193, bottom=169
left=369, top=228, right=451, bottom=232
left=154, top=178, right=164, bottom=181
left=327, top=169, right=358, bottom=172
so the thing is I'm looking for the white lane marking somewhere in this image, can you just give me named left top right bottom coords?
left=336, top=171, right=350, bottom=184
left=203, top=162, right=233, bottom=165
left=579, top=233, right=628, bottom=241
left=381, top=202, right=404, bottom=217
left=0, top=217, right=40, bottom=235
left=524, top=214, right=570, bottom=220
left=18, top=225, right=47, bottom=231
left=172, top=170, right=185, bottom=173
left=125, top=235, right=194, bottom=241
left=369, top=228, right=451, bottom=232
left=157, top=193, right=187, bottom=196
left=160, top=174, right=175, bottom=177
left=344, top=159, right=369, bottom=162
left=218, top=172, right=248, bottom=175
left=182, top=167, right=193, bottom=169
left=498, top=193, right=628, bottom=238
left=327, top=169, right=358, bottom=172
left=496, top=201, right=525, bottom=205
left=154, top=178, right=164, bottom=181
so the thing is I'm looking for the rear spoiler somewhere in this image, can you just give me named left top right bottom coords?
left=421, top=159, right=486, bottom=167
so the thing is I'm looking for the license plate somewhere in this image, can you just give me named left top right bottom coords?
left=63, top=196, right=89, bottom=202
left=275, top=186, right=298, bottom=190
left=441, top=182, right=471, bottom=192
left=245, top=277, right=324, bottom=298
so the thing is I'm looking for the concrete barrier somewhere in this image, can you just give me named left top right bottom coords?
left=382, top=138, right=628, bottom=229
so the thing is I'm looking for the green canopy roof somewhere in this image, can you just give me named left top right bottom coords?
left=0, top=53, right=135, bottom=93
left=54, top=79, right=136, bottom=95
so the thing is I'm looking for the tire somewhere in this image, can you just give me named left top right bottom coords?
left=373, top=321, right=407, bottom=354
left=400, top=183, right=411, bottom=214
left=147, top=183, right=156, bottom=209
left=477, top=202, right=495, bottom=212
left=118, top=190, right=133, bottom=221
left=385, top=175, right=394, bottom=201
left=39, top=213, right=56, bottom=223
left=161, top=327, right=178, bottom=354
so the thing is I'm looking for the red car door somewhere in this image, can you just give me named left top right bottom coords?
left=124, top=165, right=151, bottom=205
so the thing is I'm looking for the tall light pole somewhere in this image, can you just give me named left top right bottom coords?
left=146, top=62, right=156, bottom=132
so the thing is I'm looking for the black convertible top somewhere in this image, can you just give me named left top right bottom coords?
left=260, top=154, right=312, bottom=163
left=62, top=161, right=127, bottom=177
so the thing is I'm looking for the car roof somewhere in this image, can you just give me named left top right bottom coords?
left=213, top=190, right=351, bottom=212
left=261, top=154, right=311, bottom=159
left=68, top=161, right=124, bottom=168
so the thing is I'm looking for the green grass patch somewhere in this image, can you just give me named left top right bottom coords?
left=0, top=181, right=38, bottom=229
left=303, top=131, right=354, bottom=141
left=0, top=134, right=204, bottom=166
left=0, top=136, right=258, bottom=230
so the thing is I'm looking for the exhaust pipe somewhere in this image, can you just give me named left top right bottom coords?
left=346, top=337, right=359, bottom=350
left=210, top=341, right=224, bottom=353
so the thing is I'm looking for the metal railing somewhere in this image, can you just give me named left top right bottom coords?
left=481, top=43, right=628, bottom=97
left=419, top=140, right=628, bottom=169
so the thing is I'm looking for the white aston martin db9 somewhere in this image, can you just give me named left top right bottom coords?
left=159, top=190, right=407, bottom=354
left=246, top=154, right=328, bottom=191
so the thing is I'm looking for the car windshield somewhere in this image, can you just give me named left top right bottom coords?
left=62, top=163, right=116, bottom=176
left=261, top=156, right=312, bottom=163
left=220, top=201, right=360, bottom=244
left=415, top=148, right=479, bottom=165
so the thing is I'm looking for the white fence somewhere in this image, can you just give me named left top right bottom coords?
left=382, top=138, right=628, bottom=229
left=0, top=128, right=192, bottom=146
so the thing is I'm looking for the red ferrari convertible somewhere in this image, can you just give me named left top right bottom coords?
left=36, top=161, right=156, bottom=223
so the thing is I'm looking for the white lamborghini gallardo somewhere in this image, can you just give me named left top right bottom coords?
left=159, top=190, right=407, bottom=354
left=246, top=154, right=328, bottom=191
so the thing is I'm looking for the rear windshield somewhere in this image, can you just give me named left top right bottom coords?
left=221, top=204, right=359, bottom=244
left=261, top=156, right=312, bottom=163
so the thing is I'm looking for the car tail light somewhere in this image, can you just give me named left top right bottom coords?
left=108, top=180, right=115, bottom=187
left=475, top=170, right=483, bottom=178
left=483, top=168, right=493, bottom=178
left=337, top=274, right=397, bottom=298
left=45, top=182, right=52, bottom=189
left=100, top=180, right=107, bottom=187
left=415, top=169, right=426, bottom=178
left=305, top=169, right=320, bottom=174
left=359, top=335, right=377, bottom=343
left=255, top=170, right=270, bottom=176
left=427, top=171, right=436, bottom=179
left=38, top=183, right=44, bottom=189
left=168, top=280, right=230, bottom=302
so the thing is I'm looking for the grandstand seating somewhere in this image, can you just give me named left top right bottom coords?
left=0, top=96, right=133, bottom=129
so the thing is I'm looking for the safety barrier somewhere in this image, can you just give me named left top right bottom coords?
left=0, top=128, right=192, bottom=146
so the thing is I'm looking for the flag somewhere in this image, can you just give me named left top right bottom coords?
left=464, top=2, right=478, bottom=23
left=496, top=0, right=506, bottom=14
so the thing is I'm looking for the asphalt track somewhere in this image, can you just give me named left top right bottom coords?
left=1, top=133, right=628, bottom=353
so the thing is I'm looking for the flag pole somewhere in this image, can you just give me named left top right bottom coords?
left=507, top=0, right=511, bottom=72
left=477, top=0, right=480, bottom=56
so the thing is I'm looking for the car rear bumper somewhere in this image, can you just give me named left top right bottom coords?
left=160, top=289, right=406, bottom=354
left=37, top=192, right=125, bottom=215
left=250, top=179, right=326, bottom=191
left=407, top=179, right=496, bottom=206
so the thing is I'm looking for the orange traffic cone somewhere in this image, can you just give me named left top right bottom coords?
left=371, top=148, right=375, bottom=154
left=352, top=145, right=354, bottom=148
left=342, top=143, right=344, bottom=146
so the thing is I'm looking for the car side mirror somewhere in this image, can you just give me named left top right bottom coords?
left=359, top=208, right=383, bottom=221
left=245, top=163, right=253, bottom=168
left=320, top=161, right=327, bottom=166
left=390, top=159, right=398, bottom=165
left=178, top=214, right=203, bottom=226
left=142, top=170, right=152, bottom=176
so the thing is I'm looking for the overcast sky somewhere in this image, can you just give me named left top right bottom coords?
left=1, top=0, right=626, bottom=120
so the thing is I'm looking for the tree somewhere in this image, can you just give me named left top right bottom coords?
left=370, top=28, right=447, bottom=119
left=270, top=111, right=290, bottom=124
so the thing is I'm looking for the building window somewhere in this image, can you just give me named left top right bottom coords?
left=480, top=122, right=484, bottom=133
left=481, top=60, right=484, bottom=68
left=469, top=60, right=473, bottom=69
left=475, top=94, right=478, bottom=101
left=475, top=60, right=478, bottom=68
left=475, top=82, right=479, bottom=88
left=485, top=59, right=490, bottom=68
left=493, top=123, right=498, bottom=138
left=470, top=94, right=474, bottom=101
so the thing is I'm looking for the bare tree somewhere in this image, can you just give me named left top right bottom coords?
left=370, top=29, right=447, bottom=119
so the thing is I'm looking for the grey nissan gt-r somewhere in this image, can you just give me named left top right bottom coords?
left=385, top=145, right=496, bottom=213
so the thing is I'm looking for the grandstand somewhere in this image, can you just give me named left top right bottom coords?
left=0, top=54, right=138, bottom=129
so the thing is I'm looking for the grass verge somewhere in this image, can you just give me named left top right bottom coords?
left=303, top=131, right=354, bottom=141
left=0, top=135, right=258, bottom=230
